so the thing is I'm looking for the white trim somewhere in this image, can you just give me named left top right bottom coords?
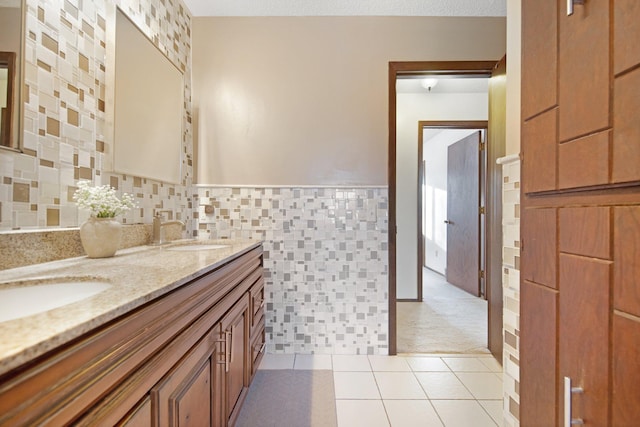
left=496, top=154, right=520, bottom=165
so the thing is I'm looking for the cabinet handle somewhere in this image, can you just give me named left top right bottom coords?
left=215, top=334, right=226, bottom=367
left=567, top=0, right=585, bottom=16
left=564, top=377, right=584, bottom=426
left=225, top=331, right=232, bottom=372
left=258, top=342, right=266, bottom=354
left=259, top=299, right=265, bottom=309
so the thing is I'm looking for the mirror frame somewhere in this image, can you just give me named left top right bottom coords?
left=104, top=4, right=185, bottom=185
left=0, top=51, right=16, bottom=148
left=0, top=0, right=25, bottom=152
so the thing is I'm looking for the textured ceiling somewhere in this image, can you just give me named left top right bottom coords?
left=183, top=0, right=506, bottom=17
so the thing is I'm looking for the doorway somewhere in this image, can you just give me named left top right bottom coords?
left=398, top=124, right=488, bottom=354
left=388, top=60, right=506, bottom=358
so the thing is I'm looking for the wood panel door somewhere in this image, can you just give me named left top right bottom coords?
left=520, top=1, right=640, bottom=425
left=446, top=131, right=481, bottom=296
left=151, top=325, right=223, bottom=427
left=221, top=294, right=250, bottom=426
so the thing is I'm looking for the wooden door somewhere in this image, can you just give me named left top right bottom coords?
left=520, top=0, right=640, bottom=425
left=221, top=294, right=250, bottom=426
left=118, top=397, right=152, bottom=427
left=151, top=325, right=223, bottom=427
left=446, top=131, right=481, bottom=296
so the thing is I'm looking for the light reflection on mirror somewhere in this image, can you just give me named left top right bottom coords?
left=0, top=0, right=23, bottom=150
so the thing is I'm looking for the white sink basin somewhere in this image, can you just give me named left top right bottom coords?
left=167, top=244, right=229, bottom=252
left=0, top=278, right=111, bottom=322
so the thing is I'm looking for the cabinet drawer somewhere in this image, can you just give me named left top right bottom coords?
left=250, top=324, right=266, bottom=380
left=250, top=277, right=265, bottom=331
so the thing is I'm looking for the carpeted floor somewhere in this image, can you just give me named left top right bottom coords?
left=235, top=370, right=337, bottom=427
left=397, top=268, right=489, bottom=354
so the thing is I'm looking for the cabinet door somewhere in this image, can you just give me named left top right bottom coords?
left=250, top=278, right=265, bottom=333
left=521, top=0, right=557, bottom=120
left=117, top=397, right=152, bottom=427
left=558, top=0, right=610, bottom=142
left=221, top=294, right=250, bottom=426
left=152, top=326, right=223, bottom=427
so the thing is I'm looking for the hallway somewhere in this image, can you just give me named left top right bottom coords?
left=397, top=268, right=488, bottom=354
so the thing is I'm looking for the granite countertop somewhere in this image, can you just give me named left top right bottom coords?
left=0, top=239, right=261, bottom=377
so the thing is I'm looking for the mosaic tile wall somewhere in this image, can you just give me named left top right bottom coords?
left=0, top=0, right=195, bottom=234
left=197, top=186, right=389, bottom=355
left=501, top=158, right=521, bottom=426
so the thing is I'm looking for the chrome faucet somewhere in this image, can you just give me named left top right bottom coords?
left=152, top=211, right=185, bottom=245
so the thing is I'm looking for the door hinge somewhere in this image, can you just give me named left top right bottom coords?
left=479, top=270, right=485, bottom=279
left=479, top=142, right=486, bottom=151
left=479, top=206, right=486, bottom=215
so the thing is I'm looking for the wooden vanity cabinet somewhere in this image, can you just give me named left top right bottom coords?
left=0, top=245, right=264, bottom=427
left=249, top=278, right=266, bottom=381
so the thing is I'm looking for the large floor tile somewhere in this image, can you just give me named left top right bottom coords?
left=374, top=372, right=427, bottom=399
left=334, top=371, right=380, bottom=399
left=431, top=400, right=498, bottom=427
left=294, top=354, right=333, bottom=370
left=336, top=400, right=390, bottom=427
left=456, top=372, right=503, bottom=400
left=404, top=357, right=451, bottom=372
left=414, top=372, right=474, bottom=399
left=384, top=400, right=444, bottom=427
left=258, top=353, right=295, bottom=370
left=479, top=400, right=504, bottom=426
left=478, top=357, right=503, bottom=373
left=442, top=357, right=492, bottom=372
left=369, top=355, right=412, bottom=371
left=333, top=355, right=372, bottom=371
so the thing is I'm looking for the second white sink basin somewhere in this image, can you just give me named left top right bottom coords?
left=167, top=244, right=229, bottom=252
left=0, top=278, right=111, bottom=323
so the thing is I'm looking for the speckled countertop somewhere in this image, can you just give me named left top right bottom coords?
left=0, top=239, right=261, bottom=377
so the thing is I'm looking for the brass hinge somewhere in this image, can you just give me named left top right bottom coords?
left=479, top=206, right=485, bottom=215
left=479, top=142, right=486, bottom=151
left=479, top=270, right=485, bottom=279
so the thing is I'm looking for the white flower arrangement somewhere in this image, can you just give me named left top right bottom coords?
left=73, top=180, right=135, bottom=218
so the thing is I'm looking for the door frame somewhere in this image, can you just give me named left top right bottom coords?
left=388, top=60, right=499, bottom=356
left=418, top=122, right=488, bottom=302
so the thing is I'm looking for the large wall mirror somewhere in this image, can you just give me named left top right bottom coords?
left=105, top=6, right=184, bottom=184
left=0, top=0, right=24, bottom=150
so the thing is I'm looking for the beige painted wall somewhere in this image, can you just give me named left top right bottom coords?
left=193, top=16, right=506, bottom=185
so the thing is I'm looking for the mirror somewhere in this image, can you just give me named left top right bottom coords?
left=104, top=6, right=184, bottom=184
left=0, top=0, right=23, bottom=150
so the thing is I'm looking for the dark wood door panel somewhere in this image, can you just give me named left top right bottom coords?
left=558, top=131, right=610, bottom=189
left=614, top=206, right=640, bottom=317
left=170, top=362, right=212, bottom=426
left=558, top=0, right=610, bottom=142
left=522, top=207, right=557, bottom=289
left=521, top=0, right=558, bottom=120
left=522, top=108, right=557, bottom=194
left=559, top=206, right=611, bottom=260
left=446, top=132, right=480, bottom=296
left=614, top=0, right=640, bottom=75
left=613, top=69, right=640, bottom=184
left=612, top=313, right=640, bottom=426
left=559, top=254, right=611, bottom=426
left=520, top=280, right=558, bottom=426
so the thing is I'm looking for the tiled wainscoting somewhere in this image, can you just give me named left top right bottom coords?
left=501, top=158, right=521, bottom=426
left=197, top=186, right=389, bottom=355
left=0, top=0, right=195, bottom=233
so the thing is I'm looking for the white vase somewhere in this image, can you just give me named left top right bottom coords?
left=79, top=217, right=123, bottom=258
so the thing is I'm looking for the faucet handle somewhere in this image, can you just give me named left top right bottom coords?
left=154, top=209, right=171, bottom=220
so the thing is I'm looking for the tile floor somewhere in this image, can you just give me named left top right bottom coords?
left=259, top=353, right=504, bottom=427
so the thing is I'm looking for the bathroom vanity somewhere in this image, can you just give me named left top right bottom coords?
left=0, top=239, right=264, bottom=426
